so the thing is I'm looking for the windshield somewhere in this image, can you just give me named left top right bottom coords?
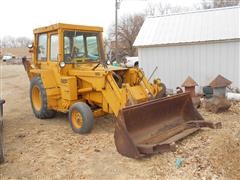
left=64, top=31, right=100, bottom=63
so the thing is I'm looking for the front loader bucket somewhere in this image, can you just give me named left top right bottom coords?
left=114, top=93, right=221, bottom=158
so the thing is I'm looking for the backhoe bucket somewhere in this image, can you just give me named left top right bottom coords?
left=114, top=93, right=221, bottom=158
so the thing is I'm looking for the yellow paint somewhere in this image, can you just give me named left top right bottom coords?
left=126, top=85, right=148, bottom=103
left=24, top=23, right=164, bottom=118
left=78, top=87, right=93, bottom=94
left=93, top=109, right=106, bottom=117
left=71, top=110, right=83, bottom=129
left=60, top=76, right=77, bottom=100
left=33, top=23, right=103, bottom=34
left=32, top=85, right=42, bottom=111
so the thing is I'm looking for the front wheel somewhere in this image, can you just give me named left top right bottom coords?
left=68, top=102, right=94, bottom=134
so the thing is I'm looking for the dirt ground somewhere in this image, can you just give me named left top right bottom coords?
left=0, top=64, right=239, bottom=179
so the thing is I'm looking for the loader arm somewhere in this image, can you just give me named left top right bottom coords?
left=69, top=67, right=163, bottom=117
left=101, top=68, right=162, bottom=117
left=102, top=72, right=127, bottom=116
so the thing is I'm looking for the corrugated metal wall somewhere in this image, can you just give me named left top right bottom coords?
left=138, top=40, right=240, bottom=91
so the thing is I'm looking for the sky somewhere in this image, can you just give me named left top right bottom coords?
left=0, top=0, right=201, bottom=39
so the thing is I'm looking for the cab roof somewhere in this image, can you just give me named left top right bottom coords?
left=33, top=23, right=103, bottom=34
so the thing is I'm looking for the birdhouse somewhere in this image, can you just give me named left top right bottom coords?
left=181, top=76, right=198, bottom=97
left=209, top=75, right=232, bottom=97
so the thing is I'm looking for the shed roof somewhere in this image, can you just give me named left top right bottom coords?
left=182, top=76, right=198, bottom=87
left=134, top=6, right=240, bottom=47
left=209, top=74, right=232, bottom=88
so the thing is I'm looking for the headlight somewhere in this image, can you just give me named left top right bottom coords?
left=27, top=43, right=33, bottom=48
left=59, top=61, right=65, bottom=68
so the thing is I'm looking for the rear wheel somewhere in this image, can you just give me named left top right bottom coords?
left=69, top=102, right=94, bottom=134
left=30, top=76, right=56, bottom=119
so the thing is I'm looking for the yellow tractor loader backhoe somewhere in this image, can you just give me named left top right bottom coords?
left=23, top=23, right=221, bottom=158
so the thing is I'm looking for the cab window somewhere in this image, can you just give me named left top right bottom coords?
left=64, top=37, right=70, bottom=54
left=50, top=34, right=58, bottom=61
left=37, top=34, right=47, bottom=61
left=63, top=31, right=100, bottom=63
left=86, top=36, right=99, bottom=61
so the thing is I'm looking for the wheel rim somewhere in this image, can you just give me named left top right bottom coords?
left=32, top=85, right=42, bottom=111
left=71, top=110, right=83, bottom=129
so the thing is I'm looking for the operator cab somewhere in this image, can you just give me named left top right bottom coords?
left=31, top=23, right=104, bottom=66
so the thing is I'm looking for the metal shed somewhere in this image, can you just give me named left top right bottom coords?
left=134, top=6, right=240, bottom=91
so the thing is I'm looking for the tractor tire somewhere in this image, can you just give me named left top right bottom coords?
left=30, top=76, right=56, bottom=119
left=69, top=102, right=94, bottom=134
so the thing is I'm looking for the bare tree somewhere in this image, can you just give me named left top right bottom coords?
left=0, top=36, right=31, bottom=48
left=108, top=14, right=145, bottom=61
left=16, top=37, right=32, bottom=48
left=201, top=0, right=240, bottom=9
left=200, top=0, right=214, bottom=9
left=145, top=2, right=191, bottom=16
left=214, top=0, right=240, bottom=7
left=145, top=3, right=156, bottom=16
left=2, top=36, right=16, bottom=48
